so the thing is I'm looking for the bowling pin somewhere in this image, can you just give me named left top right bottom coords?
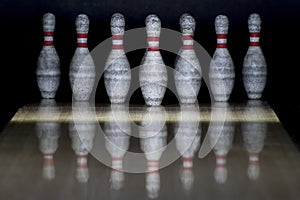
left=69, top=101, right=96, bottom=183
left=209, top=15, right=235, bottom=102
left=104, top=13, right=131, bottom=103
left=209, top=102, right=234, bottom=184
left=69, top=14, right=95, bottom=101
left=242, top=100, right=266, bottom=180
left=242, top=13, right=267, bottom=99
left=36, top=13, right=61, bottom=99
left=35, top=99, right=60, bottom=180
left=104, top=104, right=130, bottom=190
left=139, top=14, right=167, bottom=106
left=174, top=104, right=201, bottom=190
left=139, top=106, right=167, bottom=199
left=174, top=13, right=202, bottom=104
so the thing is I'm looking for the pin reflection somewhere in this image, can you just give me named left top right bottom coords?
left=104, top=104, right=130, bottom=190
left=210, top=102, right=234, bottom=184
left=242, top=100, right=266, bottom=180
left=175, top=104, right=201, bottom=191
left=69, top=101, right=96, bottom=183
left=139, top=106, right=167, bottom=199
left=36, top=99, right=61, bottom=180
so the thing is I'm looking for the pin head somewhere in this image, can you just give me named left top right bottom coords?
left=179, top=13, right=195, bottom=34
left=215, top=15, right=229, bottom=34
left=111, top=13, right=125, bottom=35
left=76, top=14, right=89, bottom=33
left=248, top=13, right=261, bottom=32
left=145, top=14, right=161, bottom=37
left=43, top=13, right=55, bottom=32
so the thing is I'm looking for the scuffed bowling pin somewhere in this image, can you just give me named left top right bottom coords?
left=69, top=14, right=95, bottom=101
left=36, top=13, right=61, bottom=99
left=209, top=15, right=235, bottom=102
left=104, top=13, right=131, bottom=103
left=139, top=106, right=167, bottom=199
left=104, top=104, right=130, bottom=190
left=242, top=13, right=267, bottom=99
left=242, top=100, right=266, bottom=180
left=209, top=103, right=234, bottom=184
left=174, top=13, right=202, bottom=104
left=69, top=101, right=96, bottom=183
left=139, top=14, right=167, bottom=106
left=35, top=99, right=60, bottom=180
left=174, top=104, right=201, bottom=190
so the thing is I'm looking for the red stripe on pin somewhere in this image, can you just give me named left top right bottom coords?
left=182, top=45, right=194, bottom=50
left=217, top=34, right=227, bottom=39
left=182, top=35, right=193, bottom=40
left=182, top=157, right=193, bottom=162
left=44, top=41, right=53, bottom=46
left=217, top=164, right=226, bottom=168
left=112, top=44, right=123, bottom=49
left=77, top=33, right=88, bottom=38
left=217, top=155, right=226, bottom=159
left=112, top=35, right=123, bottom=40
left=148, top=46, right=159, bottom=51
left=249, top=160, right=259, bottom=165
left=250, top=32, right=260, bottom=37
left=183, top=167, right=193, bottom=171
left=250, top=42, right=260, bottom=46
left=44, top=32, right=54, bottom=36
left=147, top=37, right=159, bottom=41
left=77, top=43, right=88, bottom=48
left=217, top=44, right=227, bottom=48
left=77, top=163, right=87, bottom=168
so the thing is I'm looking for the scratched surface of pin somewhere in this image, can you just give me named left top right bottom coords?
left=36, top=13, right=61, bottom=99
left=242, top=13, right=267, bottom=99
left=209, top=15, right=235, bottom=102
left=69, top=14, right=95, bottom=101
left=139, top=14, right=167, bottom=106
left=174, top=13, right=202, bottom=104
left=104, top=13, right=131, bottom=103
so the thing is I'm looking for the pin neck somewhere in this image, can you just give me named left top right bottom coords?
left=249, top=32, right=260, bottom=46
left=182, top=34, right=194, bottom=50
left=216, top=34, right=227, bottom=48
left=182, top=157, right=193, bottom=171
left=44, top=32, right=54, bottom=46
left=216, top=154, right=227, bottom=168
left=249, top=152, right=259, bottom=165
left=112, top=157, right=123, bottom=171
left=112, top=35, right=124, bottom=50
left=148, top=160, right=159, bottom=173
left=77, top=154, right=88, bottom=168
left=147, top=36, right=160, bottom=51
left=43, top=153, right=54, bottom=165
left=77, top=33, right=88, bottom=48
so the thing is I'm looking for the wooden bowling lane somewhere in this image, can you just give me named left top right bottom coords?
left=0, top=101, right=299, bottom=200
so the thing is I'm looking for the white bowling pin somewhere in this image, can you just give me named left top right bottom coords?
left=139, top=106, right=167, bottom=198
left=104, top=13, right=131, bottom=103
left=69, top=14, right=95, bottom=101
left=242, top=100, right=266, bottom=180
left=69, top=101, right=96, bottom=183
left=139, top=14, right=167, bottom=106
left=174, top=104, right=201, bottom=190
left=242, top=13, right=267, bottom=99
left=104, top=104, right=130, bottom=190
left=36, top=99, right=60, bottom=180
left=36, top=13, right=61, bottom=99
left=174, top=13, right=202, bottom=104
left=209, top=102, right=234, bottom=184
left=209, top=15, right=235, bottom=102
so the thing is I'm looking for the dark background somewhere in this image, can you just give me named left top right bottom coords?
left=0, top=0, right=299, bottom=146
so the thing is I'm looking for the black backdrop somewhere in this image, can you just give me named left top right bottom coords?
left=0, top=0, right=300, bottom=145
